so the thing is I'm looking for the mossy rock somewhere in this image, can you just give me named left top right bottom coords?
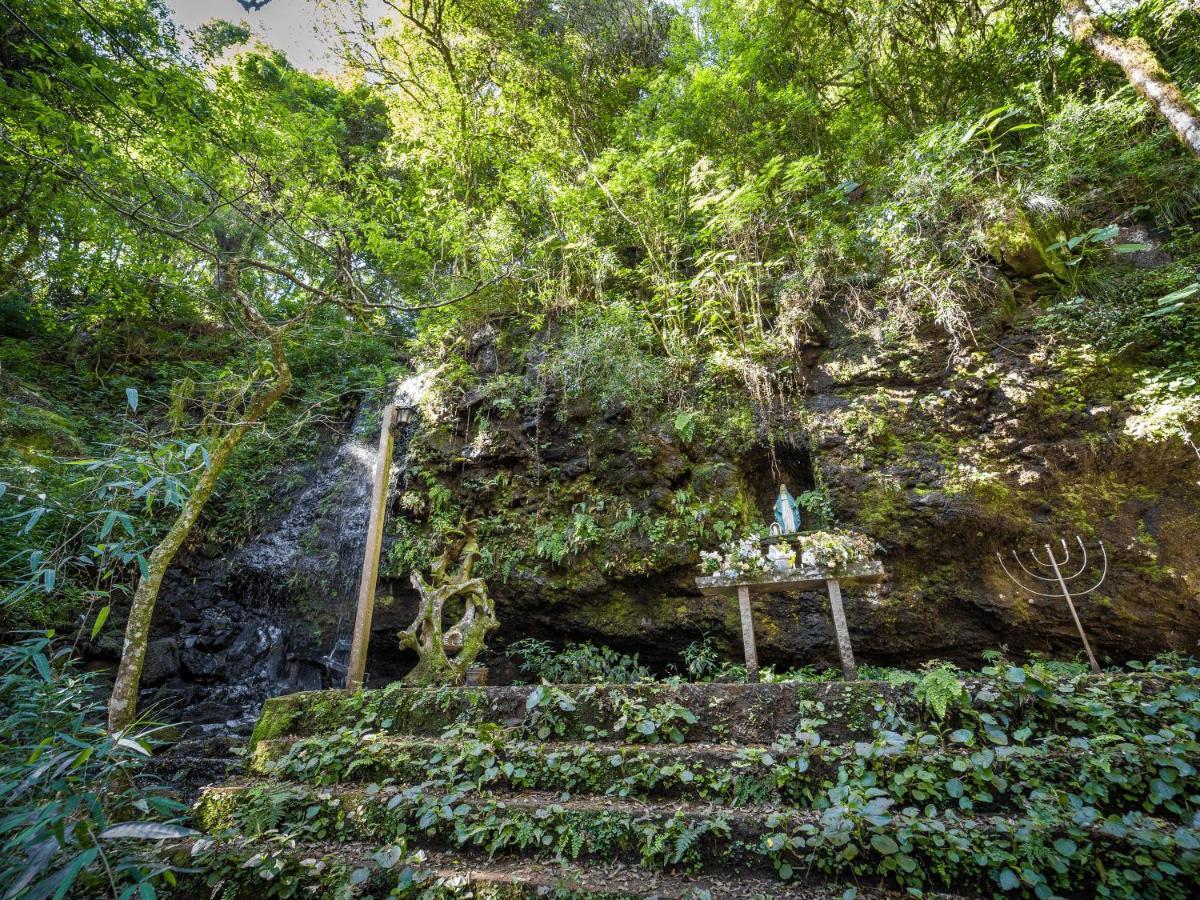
left=984, top=206, right=1067, bottom=280
left=0, top=398, right=85, bottom=455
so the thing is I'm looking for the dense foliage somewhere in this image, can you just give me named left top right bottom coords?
left=370, top=0, right=1200, bottom=582
left=194, top=654, right=1200, bottom=897
left=2, top=0, right=1200, bottom=894
left=0, top=636, right=191, bottom=899
left=6, top=0, right=1199, bottom=623
left=0, top=0, right=405, bottom=634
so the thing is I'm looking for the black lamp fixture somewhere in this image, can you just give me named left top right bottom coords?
left=395, top=401, right=417, bottom=427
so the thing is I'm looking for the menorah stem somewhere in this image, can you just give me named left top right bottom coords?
left=1048, top=552, right=1101, bottom=675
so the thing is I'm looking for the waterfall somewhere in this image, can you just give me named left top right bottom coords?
left=147, top=388, right=418, bottom=733
left=234, top=398, right=381, bottom=680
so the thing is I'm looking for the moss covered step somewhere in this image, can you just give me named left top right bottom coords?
left=248, top=731, right=1200, bottom=818
left=195, top=779, right=1200, bottom=895
left=248, top=674, right=1198, bottom=754
left=249, top=681, right=923, bottom=750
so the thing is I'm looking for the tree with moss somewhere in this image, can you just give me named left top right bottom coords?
left=399, top=524, right=498, bottom=685
left=1063, top=0, right=1200, bottom=157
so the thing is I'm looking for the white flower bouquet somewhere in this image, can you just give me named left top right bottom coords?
left=699, top=529, right=875, bottom=576
left=697, top=536, right=773, bottom=576
left=794, top=529, right=876, bottom=571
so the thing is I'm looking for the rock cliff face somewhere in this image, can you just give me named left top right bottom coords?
left=142, top=286, right=1200, bottom=723
left=372, top=303, right=1199, bottom=675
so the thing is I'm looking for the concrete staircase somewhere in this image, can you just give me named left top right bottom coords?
left=189, top=674, right=1200, bottom=898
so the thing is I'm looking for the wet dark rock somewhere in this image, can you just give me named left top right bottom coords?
left=195, top=607, right=236, bottom=650
left=181, top=638, right=226, bottom=681
left=141, top=638, right=179, bottom=687
left=468, top=323, right=501, bottom=375
left=378, top=306, right=1200, bottom=674
left=144, top=733, right=243, bottom=803
left=1113, top=224, right=1172, bottom=269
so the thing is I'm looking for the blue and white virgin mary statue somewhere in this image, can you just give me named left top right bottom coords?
left=774, top=484, right=801, bottom=535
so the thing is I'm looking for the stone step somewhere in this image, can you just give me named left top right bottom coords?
left=248, top=732, right=1199, bottom=818
left=250, top=681, right=900, bottom=750
left=195, top=779, right=1198, bottom=894
left=189, top=840, right=921, bottom=898
left=248, top=675, right=1194, bottom=752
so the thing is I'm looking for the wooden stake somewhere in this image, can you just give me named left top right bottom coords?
left=825, top=578, right=857, bottom=681
left=345, top=403, right=397, bottom=690
left=737, top=584, right=759, bottom=683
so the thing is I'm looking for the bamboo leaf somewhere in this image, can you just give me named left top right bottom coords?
left=115, top=737, right=151, bottom=757
left=99, top=822, right=196, bottom=840
left=91, top=605, right=110, bottom=640
left=133, top=477, right=162, bottom=499
left=22, top=507, right=46, bottom=535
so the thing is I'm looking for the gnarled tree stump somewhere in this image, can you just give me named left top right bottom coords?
left=398, top=525, right=497, bottom=685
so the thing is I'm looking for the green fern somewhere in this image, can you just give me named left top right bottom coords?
left=915, top=664, right=965, bottom=720
left=240, top=786, right=304, bottom=837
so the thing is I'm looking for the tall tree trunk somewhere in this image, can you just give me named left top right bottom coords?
left=1063, top=0, right=1200, bottom=157
left=107, top=322, right=292, bottom=733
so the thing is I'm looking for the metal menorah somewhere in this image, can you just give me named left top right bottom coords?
left=996, top=536, right=1107, bottom=674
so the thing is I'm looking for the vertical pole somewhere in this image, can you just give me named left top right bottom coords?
left=826, top=578, right=857, bottom=681
left=737, top=585, right=759, bottom=683
left=1047, top=546, right=1101, bottom=675
left=346, top=403, right=397, bottom=690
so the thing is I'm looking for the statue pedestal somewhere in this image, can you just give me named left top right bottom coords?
left=695, top=560, right=886, bottom=682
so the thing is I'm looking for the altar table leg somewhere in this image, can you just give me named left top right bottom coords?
left=737, top=585, right=759, bottom=683
left=826, top=578, right=857, bottom=681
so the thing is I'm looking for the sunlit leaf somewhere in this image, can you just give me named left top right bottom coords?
left=99, top=822, right=196, bottom=840
left=91, top=605, right=111, bottom=640
left=1156, top=283, right=1199, bottom=305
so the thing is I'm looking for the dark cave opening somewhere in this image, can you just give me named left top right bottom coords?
left=742, top=440, right=818, bottom=527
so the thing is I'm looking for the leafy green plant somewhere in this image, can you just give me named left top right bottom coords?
left=521, top=683, right=581, bottom=739
left=1, top=425, right=203, bottom=626
left=958, top=103, right=1042, bottom=182
left=1046, top=224, right=1149, bottom=298
left=680, top=635, right=724, bottom=681
left=611, top=695, right=698, bottom=744
left=0, top=635, right=193, bottom=899
left=795, top=488, right=834, bottom=527
left=508, top=639, right=651, bottom=684
left=639, top=811, right=730, bottom=871
left=914, top=663, right=965, bottom=720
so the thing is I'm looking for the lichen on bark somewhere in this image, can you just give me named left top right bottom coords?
left=107, top=291, right=294, bottom=734
left=1063, top=0, right=1200, bottom=157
